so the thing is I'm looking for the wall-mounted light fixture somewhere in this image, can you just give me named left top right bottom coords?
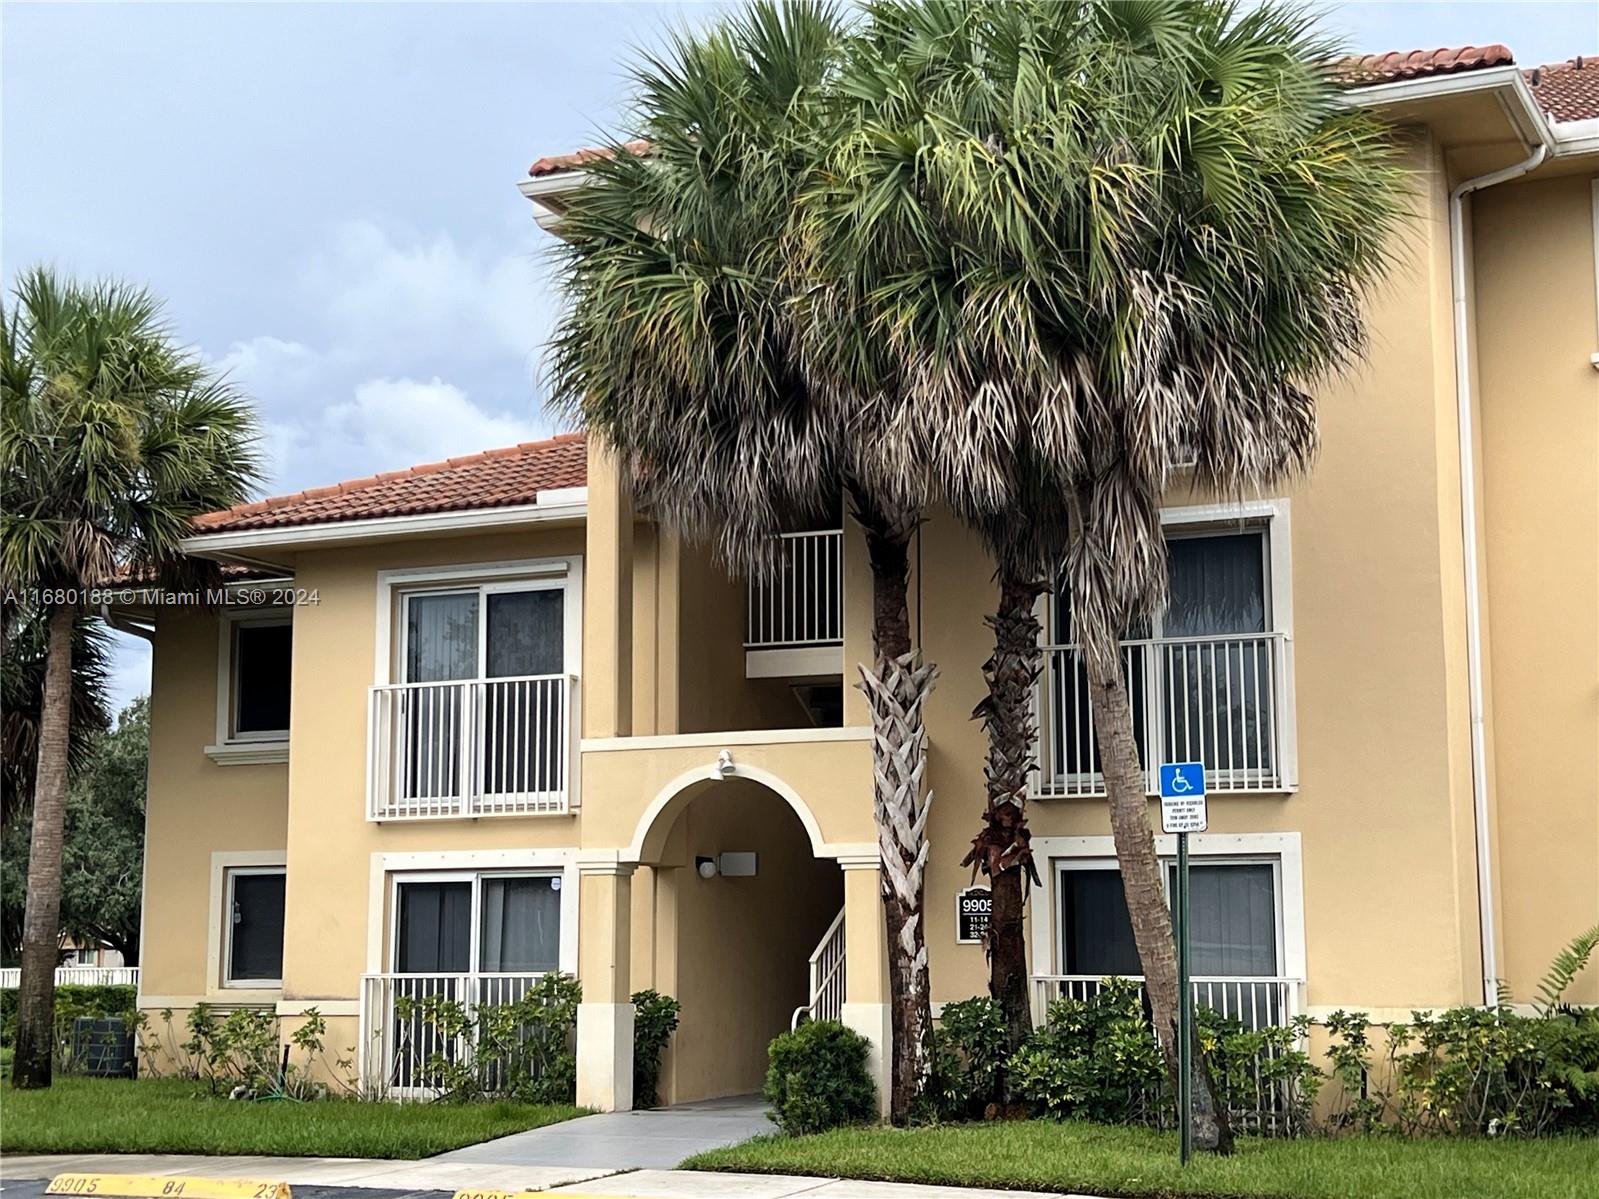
left=696, top=855, right=718, bottom=880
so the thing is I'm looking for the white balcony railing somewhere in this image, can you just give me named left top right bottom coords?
left=367, top=674, right=577, bottom=820
left=792, top=908, right=846, bottom=1029
left=1030, top=973, right=1301, bottom=1031
left=746, top=530, right=844, bottom=649
left=359, top=971, right=546, bottom=1100
left=0, top=966, right=140, bottom=988
left=1031, top=632, right=1294, bottom=798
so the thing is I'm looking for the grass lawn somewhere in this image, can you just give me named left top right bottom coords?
left=0, top=1076, right=584, bottom=1159
left=684, top=1120, right=1599, bottom=1199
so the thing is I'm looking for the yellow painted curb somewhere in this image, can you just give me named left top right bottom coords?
left=450, top=1191, right=546, bottom=1199
left=47, top=1176, right=290, bottom=1199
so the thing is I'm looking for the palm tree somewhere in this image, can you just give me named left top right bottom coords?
left=816, top=0, right=1404, bottom=1146
left=548, top=1, right=942, bottom=1122
left=1, top=267, right=260, bottom=1088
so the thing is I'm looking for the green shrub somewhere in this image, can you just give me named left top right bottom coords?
left=926, top=996, right=1007, bottom=1119
left=764, top=1019, right=876, bottom=1135
left=631, top=988, right=681, bottom=1110
left=0, top=984, right=137, bottom=1069
left=393, top=971, right=581, bottom=1104
left=1010, top=978, right=1167, bottom=1126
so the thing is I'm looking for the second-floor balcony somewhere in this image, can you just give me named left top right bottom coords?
left=367, top=674, right=578, bottom=820
left=745, top=529, right=843, bottom=678
left=1031, top=632, right=1296, bottom=797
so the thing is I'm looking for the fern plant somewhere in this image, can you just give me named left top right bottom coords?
left=1535, top=924, right=1599, bottom=1016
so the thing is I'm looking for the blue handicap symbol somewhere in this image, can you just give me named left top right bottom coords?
left=1158, top=761, right=1206, bottom=799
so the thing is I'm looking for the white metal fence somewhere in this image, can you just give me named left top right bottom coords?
left=1030, top=973, right=1307, bottom=1134
left=368, top=675, right=577, bottom=820
left=792, top=908, right=846, bottom=1029
left=746, top=530, right=844, bottom=649
left=0, top=966, right=139, bottom=988
left=1030, top=974, right=1300, bottom=1031
left=1031, top=632, right=1294, bottom=797
left=359, top=971, right=547, bottom=1099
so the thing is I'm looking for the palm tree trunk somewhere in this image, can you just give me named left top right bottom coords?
left=1085, top=655, right=1233, bottom=1154
left=11, top=604, right=76, bottom=1090
left=963, top=569, right=1042, bottom=1099
left=852, top=492, right=936, bottom=1125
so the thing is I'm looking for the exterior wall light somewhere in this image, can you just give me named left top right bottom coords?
left=696, top=856, right=718, bottom=880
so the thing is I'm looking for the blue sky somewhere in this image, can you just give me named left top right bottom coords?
left=4, top=1, right=1593, bottom=708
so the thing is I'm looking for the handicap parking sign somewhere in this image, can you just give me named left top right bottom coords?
left=1158, top=762, right=1207, bottom=833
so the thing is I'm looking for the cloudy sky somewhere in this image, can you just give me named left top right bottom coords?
left=4, top=1, right=1592, bottom=709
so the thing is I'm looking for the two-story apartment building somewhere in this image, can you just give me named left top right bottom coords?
left=128, top=48, right=1597, bottom=1113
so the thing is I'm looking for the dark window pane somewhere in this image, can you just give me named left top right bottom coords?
left=1168, top=863, right=1278, bottom=976
left=396, top=881, right=471, bottom=972
left=228, top=871, right=285, bottom=982
left=479, top=876, right=561, bottom=972
left=235, top=622, right=291, bottom=734
left=1059, top=869, right=1142, bottom=975
left=1165, top=533, right=1266, bottom=637
left=486, top=590, right=564, bottom=678
left=406, top=593, right=478, bottom=683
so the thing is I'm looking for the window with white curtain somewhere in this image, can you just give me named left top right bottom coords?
left=1055, top=858, right=1281, bottom=979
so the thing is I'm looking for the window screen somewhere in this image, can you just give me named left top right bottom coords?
left=1058, top=868, right=1142, bottom=976
left=228, top=870, right=285, bottom=983
left=234, top=622, right=292, bottom=735
left=479, top=876, right=562, bottom=972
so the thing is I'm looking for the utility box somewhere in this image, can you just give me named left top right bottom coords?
left=71, top=1016, right=136, bottom=1078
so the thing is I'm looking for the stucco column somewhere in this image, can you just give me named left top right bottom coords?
left=584, top=445, right=633, bottom=739
left=576, top=855, right=634, bottom=1112
left=837, top=852, right=891, bottom=1116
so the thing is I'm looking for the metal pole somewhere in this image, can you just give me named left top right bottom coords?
left=1178, top=829, right=1192, bottom=1166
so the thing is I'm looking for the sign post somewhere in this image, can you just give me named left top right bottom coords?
left=1158, top=761, right=1207, bottom=1166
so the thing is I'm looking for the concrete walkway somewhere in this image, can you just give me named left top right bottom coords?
left=433, top=1094, right=774, bottom=1170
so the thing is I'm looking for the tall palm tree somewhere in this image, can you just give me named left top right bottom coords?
left=548, top=1, right=941, bottom=1122
left=815, top=0, right=1404, bottom=1147
left=1, top=267, right=260, bottom=1088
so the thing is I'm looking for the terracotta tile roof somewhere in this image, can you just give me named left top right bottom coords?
left=529, top=139, right=651, bottom=178
left=1334, top=44, right=1515, bottom=85
left=191, top=433, right=588, bottom=534
left=1527, top=56, right=1599, bottom=123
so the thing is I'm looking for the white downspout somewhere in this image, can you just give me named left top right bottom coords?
left=1447, top=130, right=1548, bottom=1007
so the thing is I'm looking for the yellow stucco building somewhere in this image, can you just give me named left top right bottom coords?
left=126, top=49, right=1598, bottom=1112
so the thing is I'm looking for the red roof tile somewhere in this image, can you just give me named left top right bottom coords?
left=192, top=433, right=587, bottom=534
left=1334, top=44, right=1515, bottom=85
left=1527, top=56, right=1599, bottom=123
left=529, top=139, right=651, bottom=178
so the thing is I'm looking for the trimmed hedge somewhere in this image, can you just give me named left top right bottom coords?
left=1, top=984, right=137, bottom=1047
left=764, top=1019, right=876, bottom=1135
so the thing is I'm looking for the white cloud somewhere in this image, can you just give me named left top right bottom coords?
left=210, top=335, right=326, bottom=393
left=303, top=218, right=555, bottom=374
left=268, top=376, right=544, bottom=492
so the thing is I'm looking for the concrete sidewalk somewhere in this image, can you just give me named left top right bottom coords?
left=432, top=1095, right=773, bottom=1170
left=0, top=1159, right=1079, bottom=1198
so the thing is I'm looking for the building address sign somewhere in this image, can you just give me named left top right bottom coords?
left=955, top=885, right=991, bottom=944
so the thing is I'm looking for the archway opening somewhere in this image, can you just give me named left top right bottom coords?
left=636, top=776, right=844, bottom=1105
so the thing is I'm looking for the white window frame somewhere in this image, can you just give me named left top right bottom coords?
left=1051, top=855, right=1286, bottom=979
left=373, top=558, right=582, bottom=689
left=397, top=575, right=571, bottom=686
left=207, top=609, right=292, bottom=764
left=366, top=849, right=579, bottom=976
left=222, top=864, right=287, bottom=989
left=1030, top=833, right=1307, bottom=985
left=388, top=869, right=566, bottom=975
left=1047, top=499, right=1293, bottom=641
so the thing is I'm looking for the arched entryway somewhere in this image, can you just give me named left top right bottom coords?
left=631, top=774, right=844, bottom=1104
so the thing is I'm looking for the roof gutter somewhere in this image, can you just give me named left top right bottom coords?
left=180, top=491, right=589, bottom=562
left=1443, top=83, right=1550, bottom=1009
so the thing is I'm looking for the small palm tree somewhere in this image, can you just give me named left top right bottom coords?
left=816, top=0, right=1404, bottom=1145
left=549, top=1, right=942, bottom=1121
left=1, top=267, right=260, bottom=1087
